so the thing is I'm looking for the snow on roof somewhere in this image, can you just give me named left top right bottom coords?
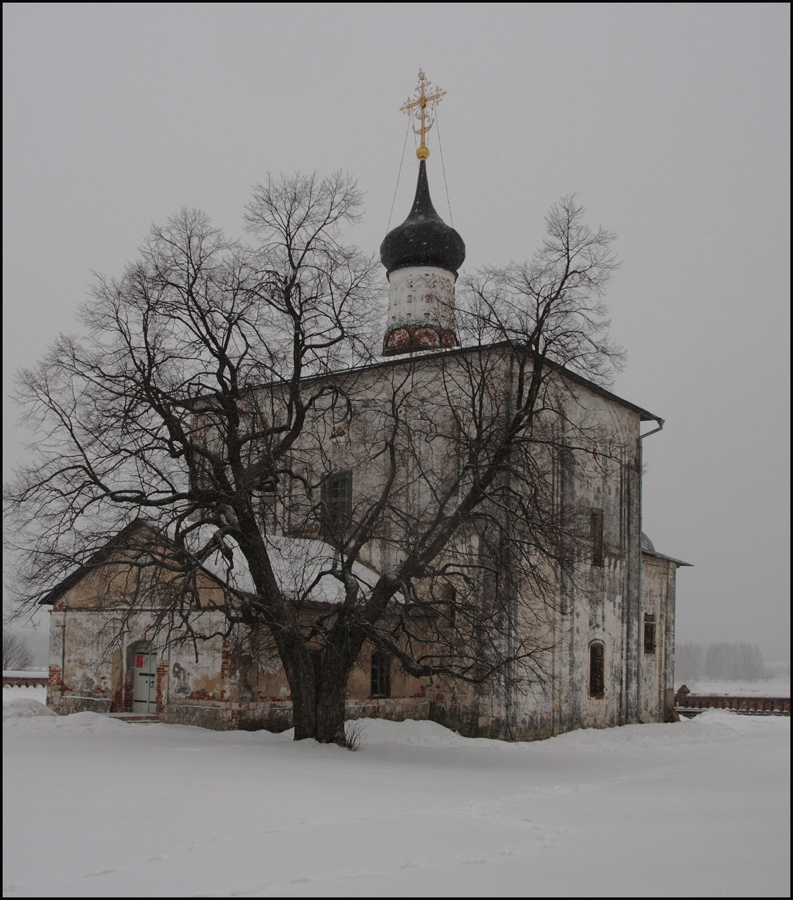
left=39, top=519, right=381, bottom=609
left=187, top=527, right=380, bottom=606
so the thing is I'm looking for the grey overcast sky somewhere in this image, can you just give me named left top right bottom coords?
left=3, top=3, right=790, bottom=661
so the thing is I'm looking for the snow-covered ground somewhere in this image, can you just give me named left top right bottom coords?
left=3, top=688, right=789, bottom=897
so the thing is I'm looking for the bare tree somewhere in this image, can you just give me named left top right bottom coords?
left=3, top=630, right=33, bottom=671
left=675, top=641, right=705, bottom=682
left=5, top=183, right=623, bottom=744
left=704, top=642, right=766, bottom=682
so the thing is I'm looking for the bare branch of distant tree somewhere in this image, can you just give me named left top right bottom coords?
left=3, top=631, right=33, bottom=671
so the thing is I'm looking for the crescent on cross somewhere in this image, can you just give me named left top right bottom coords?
left=401, top=69, right=446, bottom=160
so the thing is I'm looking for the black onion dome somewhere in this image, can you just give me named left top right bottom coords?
left=380, top=160, right=466, bottom=276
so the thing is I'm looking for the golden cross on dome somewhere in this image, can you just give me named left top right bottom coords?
left=401, top=69, right=446, bottom=160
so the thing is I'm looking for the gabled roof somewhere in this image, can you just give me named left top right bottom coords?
left=39, top=519, right=380, bottom=608
left=282, top=340, right=663, bottom=426
left=39, top=519, right=163, bottom=606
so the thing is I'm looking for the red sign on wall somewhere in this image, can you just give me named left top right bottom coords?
left=136, top=655, right=143, bottom=668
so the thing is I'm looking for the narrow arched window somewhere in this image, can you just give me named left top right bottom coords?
left=589, top=642, right=605, bottom=698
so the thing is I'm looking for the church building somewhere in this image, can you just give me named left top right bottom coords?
left=43, top=75, right=689, bottom=740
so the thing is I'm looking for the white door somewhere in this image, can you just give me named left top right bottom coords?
left=132, top=649, right=157, bottom=712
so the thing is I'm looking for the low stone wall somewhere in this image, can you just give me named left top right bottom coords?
left=57, top=696, right=113, bottom=715
left=2, top=673, right=49, bottom=688
left=675, top=689, right=790, bottom=717
left=160, top=702, right=237, bottom=731
left=160, top=696, right=431, bottom=732
left=346, top=697, right=430, bottom=722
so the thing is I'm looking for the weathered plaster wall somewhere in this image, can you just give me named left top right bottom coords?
left=640, top=555, right=677, bottom=722
left=47, top=565, right=230, bottom=720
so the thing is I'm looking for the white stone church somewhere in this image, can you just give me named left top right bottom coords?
left=43, top=85, right=689, bottom=740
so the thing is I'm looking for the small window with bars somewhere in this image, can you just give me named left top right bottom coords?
left=370, top=650, right=391, bottom=699
left=644, top=613, right=657, bottom=654
left=323, top=471, right=353, bottom=538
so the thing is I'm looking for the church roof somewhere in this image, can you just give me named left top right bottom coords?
left=332, top=341, right=665, bottom=425
left=380, top=160, right=466, bottom=276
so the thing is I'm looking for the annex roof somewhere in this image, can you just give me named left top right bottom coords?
left=39, top=520, right=380, bottom=608
left=641, top=531, right=692, bottom=567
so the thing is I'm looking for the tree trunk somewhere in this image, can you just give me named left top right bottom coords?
left=277, top=617, right=366, bottom=744
left=291, top=681, right=318, bottom=741
left=313, top=621, right=366, bottom=745
left=276, top=637, right=317, bottom=741
left=278, top=632, right=354, bottom=744
left=315, top=672, right=348, bottom=745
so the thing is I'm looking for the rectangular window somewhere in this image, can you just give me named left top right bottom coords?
left=591, top=509, right=604, bottom=567
left=370, top=650, right=391, bottom=699
left=441, top=582, right=457, bottom=629
left=644, top=613, right=657, bottom=654
left=323, top=471, right=353, bottom=539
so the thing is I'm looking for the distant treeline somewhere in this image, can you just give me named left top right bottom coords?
left=676, top=642, right=766, bottom=683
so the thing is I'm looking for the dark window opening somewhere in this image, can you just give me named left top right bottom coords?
left=589, top=642, right=605, bottom=698
left=591, top=509, right=604, bottom=567
left=441, top=583, right=457, bottom=628
left=644, top=613, right=657, bottom=654
left=370, top=650, right=391, bottom=699
left=323, top=471, right=353, bottom=539
left=429, top=581, right=457, bottom=628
